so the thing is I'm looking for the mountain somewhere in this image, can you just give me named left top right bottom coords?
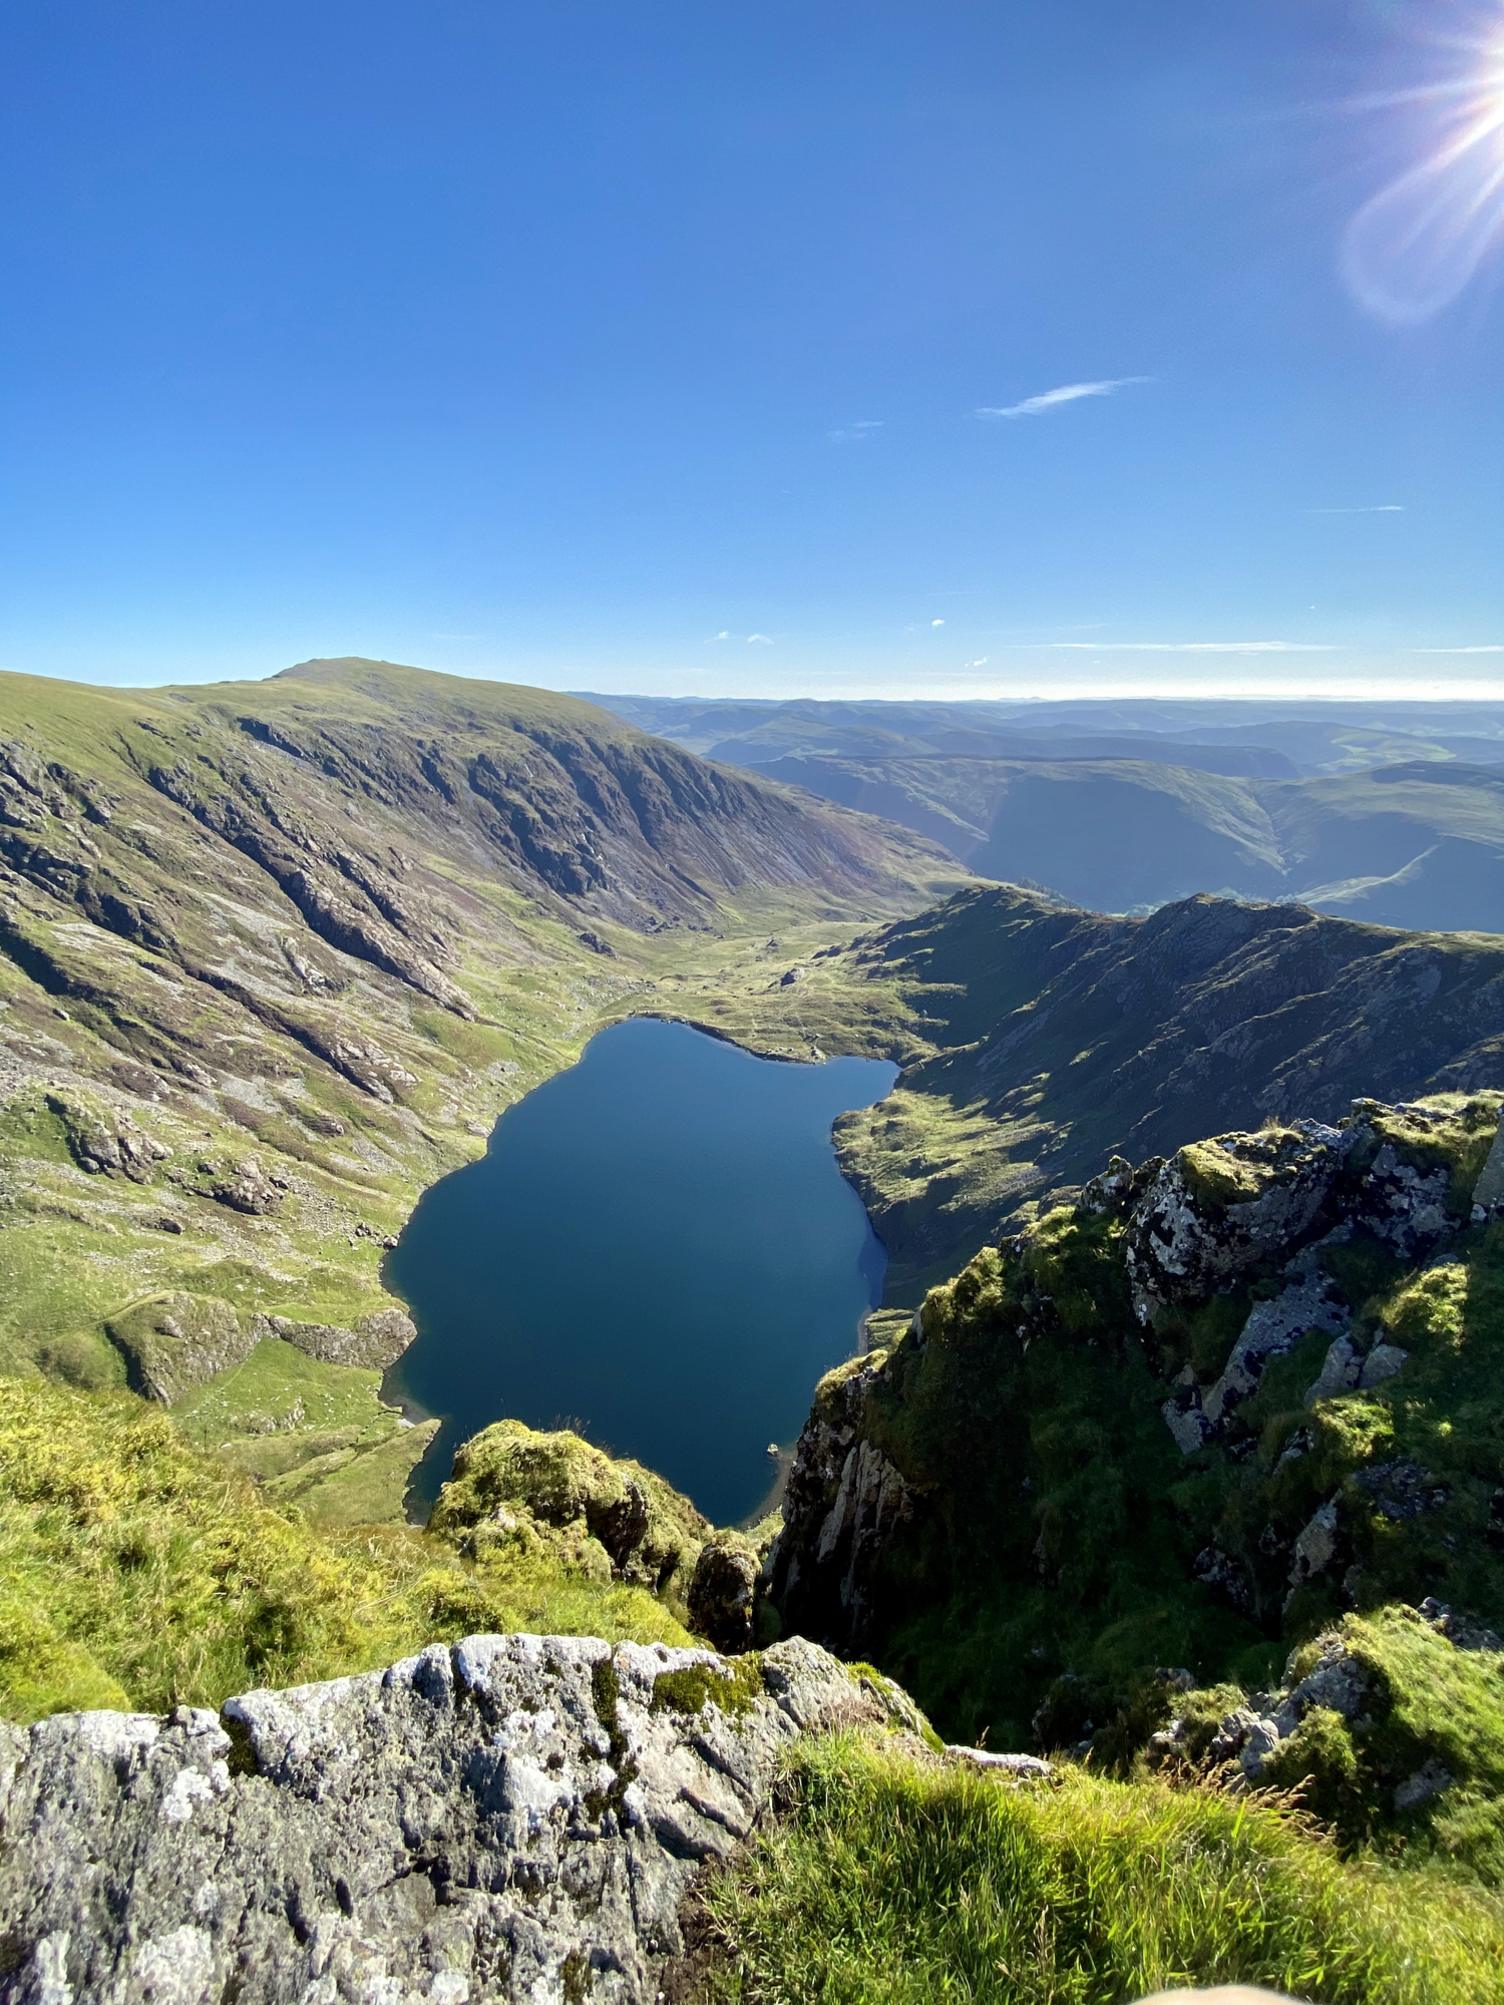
left=0, top=658, right=953, bottom=1520
left=826, top=884, right=1504, bottom=1298
left=585, top=692, right=1504, bottom=777
left=770, top=1090, right=1504, bottom=1869
left=582, top=696, right=1504, bottom=929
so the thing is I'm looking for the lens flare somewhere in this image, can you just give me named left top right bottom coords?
left=1341, top=19, right=1504, bottom=321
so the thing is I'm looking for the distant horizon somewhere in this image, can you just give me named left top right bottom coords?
left=6, top=651, right=1504, bottom=707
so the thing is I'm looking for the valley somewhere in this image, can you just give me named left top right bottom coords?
left=591, top=692, right=1504, bottom=930
left=7, top=660, right=1504, bottom=1997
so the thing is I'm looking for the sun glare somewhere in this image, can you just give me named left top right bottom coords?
left=1342, top=12, right=1504, bottom=320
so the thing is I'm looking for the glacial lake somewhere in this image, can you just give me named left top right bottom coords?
left=385, top=1015, right=897, bottom=1525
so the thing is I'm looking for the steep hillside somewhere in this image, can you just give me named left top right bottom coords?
left=750, top=754, right=1504, bottom=928
left=0, top=659, right=953, bottom=1517
left=770, top=1092, right=1504, bottom=1879
left=831, top=885, right=1504, bottom=1297
left=585, top=697, right=1504, bottom=928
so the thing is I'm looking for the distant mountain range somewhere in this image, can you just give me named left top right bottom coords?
left=583, top=695, right=1504, bottom=930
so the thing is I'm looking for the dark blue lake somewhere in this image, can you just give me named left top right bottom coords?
left=385, top=1016, right=896, bottom=1525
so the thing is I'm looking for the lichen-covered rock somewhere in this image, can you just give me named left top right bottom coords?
left=105, top=1292, right=259, bottom=1403
left=686, top=1531, right=761, bottom=1653
left=429, top=1422, right=708, bottom=1597
left=0, top=1633, right=912, bottom=2005
left=266, top=1307, right=416, bottom=1370
left=1125, top=1121, right=1350, bottom=1320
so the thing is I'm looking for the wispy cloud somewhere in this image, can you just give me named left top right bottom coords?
left=1411, top=643, right=1504, bottom=654
left=976, top=376, right=1150, bottom=420
left=1305, top=503, right=1405, bottom=515
left=708, top=630, right=731, bottom=643
left=930, top=617, right=946, bottom=628
left=745, top=633, right=775, bottom=646
left=827, top=419, right=885, bottom=444
left=1047, top=640, right=1342, bottom=655
left=964, top=657, right=989, bottom=670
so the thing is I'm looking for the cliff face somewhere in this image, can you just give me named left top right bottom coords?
left=770, top=1093, right=1504, bottom=1751
left=0, top=1632, right=914, bottom=2005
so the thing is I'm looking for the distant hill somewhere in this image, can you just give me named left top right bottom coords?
left=583, top=696, right=1504, bottom=929
left=832, top=883, right=1504, bottom=1296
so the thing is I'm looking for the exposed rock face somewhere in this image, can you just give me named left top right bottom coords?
left=0, top=1633, right=906, bottom=2005
left=767, top=1356, right=913, bottom=1652
left=265, top=1308, right=417, bottom=1371
left=686, top=1533, right=761, bottom=1653
left=1125, top=1122, right=1349, bottom=1321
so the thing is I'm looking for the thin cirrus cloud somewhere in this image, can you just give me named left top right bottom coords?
left=1305, top=504, right=1405, bottom=515
left=1047, top=640, right=1342, bottom=655
left=975, top=376, right=1150, bottom=420
left=745, top=633, right=775, bottom=646
left=707, top=630, right=775, bottom=645
left=1410, top=644, right=1504, bottom=654
left=964, top=657, right=990, bottom=670
left=827, top=419, right=884, bottom=444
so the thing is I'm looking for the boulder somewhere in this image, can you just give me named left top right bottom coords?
left=686, top=1532, right=761, bottom=1653
left=0, top=1634, right=912, bottom=2005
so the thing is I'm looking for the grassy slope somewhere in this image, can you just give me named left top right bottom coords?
left=690, top=1732, right=1504, bottom=2005
left=0, top=1376, right=693, bottom=1722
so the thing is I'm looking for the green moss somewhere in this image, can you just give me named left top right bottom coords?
left=651, top=1653, right=765, bottom=1719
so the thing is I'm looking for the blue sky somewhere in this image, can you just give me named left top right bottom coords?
left=4, top=0, right=1504, bottom=698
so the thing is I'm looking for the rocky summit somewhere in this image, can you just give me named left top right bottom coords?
left=0, top=1634, right=914, bottom=2005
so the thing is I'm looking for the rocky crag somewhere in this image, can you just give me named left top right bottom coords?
left=0, top=1633, right=924, bottom=2005
left=769, top=1091, right=1504, bottom=1775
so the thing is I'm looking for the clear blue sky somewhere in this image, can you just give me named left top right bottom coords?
left=4, top=1, right=1504, bottom=697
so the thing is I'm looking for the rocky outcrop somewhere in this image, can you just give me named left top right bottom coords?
left=769, top=1091, right=1504, bottom=1749
left=106, top=1293, right=262, bottom=1404
left=0, top=1632, right=912, bottom=2005
left=766, top=1356, right=914, bottom=1654
left=1126, top=1122, right=1350, bottom=1320
left=105, top=1296, right=418, bottom=1403
left=686, top=1532, right=762, bottom=1653
left=265, top=1308, right=416, bottom=1371
left=429, top=1423, right=710, bottom=1599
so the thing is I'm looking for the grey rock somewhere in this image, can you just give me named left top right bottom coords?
left=266, top=1306, right=416, bottom=1370
left=1125, top=1121, right=1349, bottom=1320
left=1286, top=1499, right=1341, bottom=1602
left=0, top=1633, right=907, bottom=2005
left=1473, top=1108, right=1504, bottom=1211
left=1201, top=1260, right=1349, bottom=1429
left=944, top=1746, right=1053, bottom=1781
left=1394, top=1758, right=1453, bottom=1814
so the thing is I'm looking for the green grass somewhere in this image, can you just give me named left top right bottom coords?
left=0, top=1377, right=692, bottom=1722
left=692, top=1732, right=1504, bottom=2004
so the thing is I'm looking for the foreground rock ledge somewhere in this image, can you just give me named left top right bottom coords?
left=0, top=1634, right=905, bottom=2005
